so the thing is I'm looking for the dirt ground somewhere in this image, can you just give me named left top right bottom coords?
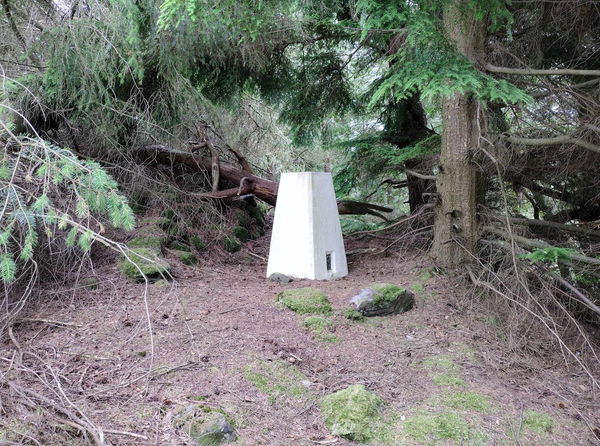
left=2, top=234, right=600, bottom=445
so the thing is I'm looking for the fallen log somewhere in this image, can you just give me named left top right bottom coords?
left=139, top=144, right=278, bottom=204
left=138, top=144, right=393, bottom=218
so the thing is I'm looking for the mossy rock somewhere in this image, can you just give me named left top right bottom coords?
left=120, top=248, right=170, bottom=281
left=169, top=240, right=190, bottom=251
left=190, top=235, right=208, bottom=251
left=175, top=250, right=198, bottom=266
left=129, top=235, right=164, bottom=251
left=232, top=226, right=250, bottom=242
left=351, top=283, right=414, bottom=317
left=321, top=384, right=385, bottom=442
left=78, top=276, right=99, bottom=290
left=223, top=236, right=241, bottom=253
left=276, top=288, right=332, bottom=315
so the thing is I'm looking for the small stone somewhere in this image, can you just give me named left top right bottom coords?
left=268, top=272, right=292, bottom=284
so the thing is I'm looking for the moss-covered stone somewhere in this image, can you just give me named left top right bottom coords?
left=223, top=236, right=241, bottom=253
left=174, top=250, right=197, bottom=265
left=129, top=235, right=164, bottom=251
left=276, top=288, right=332, bottom=315
left=352, top=283, right=414, bottom=317
left=190, top=235, right=208, bottom=251
left=232, top=225, right=250, bottom=242
left=321, top=384, right=385, bottom=442
left=120, top=247, right=170, bottom=281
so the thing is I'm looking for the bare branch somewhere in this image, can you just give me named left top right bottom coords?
left=485, top=63, right=600, bottom=77
left=506, top=134, right=600, bottom=155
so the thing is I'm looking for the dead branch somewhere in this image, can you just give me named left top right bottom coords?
left=507, top=134, right=600, bottom=155
left=482, top=225, right=600, bottom=266
left=485, top=63, right=600, bottom=77
left=488, top=214, right=600, bottom=239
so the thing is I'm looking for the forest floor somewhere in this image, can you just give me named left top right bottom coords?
left=2, top=233, right=600, bottom=446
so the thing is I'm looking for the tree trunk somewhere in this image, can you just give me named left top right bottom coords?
left=431, top=0, right=485, bottom=268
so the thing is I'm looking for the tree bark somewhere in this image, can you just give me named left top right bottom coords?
left=431, top=0, right=485, bottom=268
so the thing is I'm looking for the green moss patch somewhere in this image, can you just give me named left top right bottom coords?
left=174, top=250, right=197, bottom=265
left=120, top=247, right=170, bottom=281
left=523, top=410, right=553, bottom=434
left=276, top=288, right=332, bottom=315
left=128, top=235, right=163, bottom=250
left=370, top=283, right=405, bottom=305
left=412, top=283, right=425, bottom=293
left=343, top=308, right=365, bottom=321
left=403, top=410, right=487, bottom=446
left=190, top=235, right=207, bottom=251
left=321, top=384, right=386, bottom=443
left=244, top=360, right=311, bottom=404
left=420, top=270, right=434, bottom=281
left=303, top=316, right=341, bottom=343
left=445, top=391, right=491, bottom=413
left=169, top=240, right=190, bottom=251
left=232, top=225, right=250, bottom=242
left=421, top=355, right=459, bottom=372
left=223, top=235, right=241, bottom=253
left=432, top=373, right=465, bottom=387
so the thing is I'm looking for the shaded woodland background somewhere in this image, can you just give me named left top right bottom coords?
left=1, top=0, right=600, bottom=438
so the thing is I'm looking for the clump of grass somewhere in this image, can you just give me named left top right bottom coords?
left=523, top=410, right=553, bottom=434
left=244, top=360, right=311, bottom=404
left=446, top=392, right=492, bottom=413
left=403, top=410, right=487, bottom=446
left=432, top=373, right=465, bottom=387
left=321, top=385, right=387, bottom=443
left=276, top=288, right=332, bottom=314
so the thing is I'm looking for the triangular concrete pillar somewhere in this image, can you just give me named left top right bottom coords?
left=267, top=172, right=348, bottom=280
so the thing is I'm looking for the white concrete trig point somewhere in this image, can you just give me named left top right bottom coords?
left=267, top=172, right=348, bottom=280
